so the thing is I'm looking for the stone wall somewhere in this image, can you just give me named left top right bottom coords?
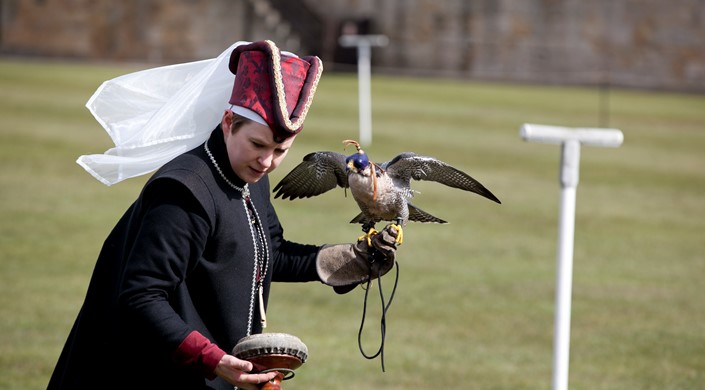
left=0, top=0, right=247, bottom=62
left=312, top=0, right=705, bottom=91
left=2, top=0, right=704, bottom=91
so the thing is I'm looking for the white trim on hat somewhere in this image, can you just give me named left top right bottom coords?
left=230, top=104, right=268, bottom=127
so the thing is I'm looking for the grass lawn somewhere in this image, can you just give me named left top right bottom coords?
left=1, top=58, right=704, bottom=389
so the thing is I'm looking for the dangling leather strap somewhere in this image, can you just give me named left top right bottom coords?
left=357, top=259, right=400, bottom=372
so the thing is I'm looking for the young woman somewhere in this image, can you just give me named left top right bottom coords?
left=48, top=40, right=398, bottom=390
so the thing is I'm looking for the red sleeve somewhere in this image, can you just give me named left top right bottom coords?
left=172, top=331, right=227, bottom=380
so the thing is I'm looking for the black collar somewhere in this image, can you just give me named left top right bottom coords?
left=205, top=126, right=247, bottom=190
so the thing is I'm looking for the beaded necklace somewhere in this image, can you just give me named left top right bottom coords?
left=205, top=142, right=269, bottom=335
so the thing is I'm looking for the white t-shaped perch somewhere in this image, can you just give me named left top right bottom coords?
left=338, top=34, right=389, bottom=146
left=520, top=123, right=624, bottom=390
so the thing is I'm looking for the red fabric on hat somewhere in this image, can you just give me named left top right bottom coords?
left=229, top=51, right=308, bottom=134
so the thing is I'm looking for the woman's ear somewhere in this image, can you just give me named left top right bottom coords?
left=221, top=109, right=233, bottom=134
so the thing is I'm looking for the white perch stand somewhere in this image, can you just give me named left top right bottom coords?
left=338, top=34, right=389, bottom=146
left=520, top=123, right=623, bottom=390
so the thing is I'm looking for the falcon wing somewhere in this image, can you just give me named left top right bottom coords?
left=273, top=151, right=349, bottom=200
left=383, top=152, right=501, bottom=204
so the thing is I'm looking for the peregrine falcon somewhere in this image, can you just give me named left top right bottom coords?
left=273, top=140, right=501, bottom=244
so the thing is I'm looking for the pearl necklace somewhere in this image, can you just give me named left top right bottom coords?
left=204, top=142, right=269, bottom=333
left=204, top=141, right=249, bottom=197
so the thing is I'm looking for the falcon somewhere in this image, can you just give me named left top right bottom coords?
left=273, top=140, right=501, bottom=244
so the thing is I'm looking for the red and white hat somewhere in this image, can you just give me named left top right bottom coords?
left=228, top=40, right=323, bottom=142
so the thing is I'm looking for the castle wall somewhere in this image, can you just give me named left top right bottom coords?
left=2, top=0, right=703, bottom=91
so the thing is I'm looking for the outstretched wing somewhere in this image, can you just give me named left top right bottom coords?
left=273, top=151, right=349, bottom=200
left=383, top=152, right=501, bottom=204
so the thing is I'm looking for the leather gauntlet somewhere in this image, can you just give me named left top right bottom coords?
left=316, top=225, right=399, bottom=294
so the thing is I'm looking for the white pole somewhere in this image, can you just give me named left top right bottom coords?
left=338, top=35, right=388, bottom=147
left=357, top=42, right=372, bottom=146
left=520, top=124, right=623, bottom=390
left=553, top=140, right=580, bottom=390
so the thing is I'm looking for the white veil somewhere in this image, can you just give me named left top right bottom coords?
left=77, top=41, right=249, bottom=186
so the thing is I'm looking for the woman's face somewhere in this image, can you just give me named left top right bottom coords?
left=222, top=115, right=295, bottom=184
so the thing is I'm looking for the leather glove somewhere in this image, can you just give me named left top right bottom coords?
left=316, top=225, right=399, bottom=294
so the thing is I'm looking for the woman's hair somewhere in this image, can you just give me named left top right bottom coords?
left=230, top=112, right=289, bottom=143
left=229, top=112, right=253, bottom=133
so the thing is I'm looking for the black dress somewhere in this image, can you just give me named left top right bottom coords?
left=48, top=127, right=321, bottom=389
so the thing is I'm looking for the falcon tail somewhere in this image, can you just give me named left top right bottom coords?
left=349, top=203, right=447, bottom=226
left=407, top=203, right=447, bottom=224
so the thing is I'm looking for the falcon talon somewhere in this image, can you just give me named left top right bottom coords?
left=387, top=223, right=404, bottom=246
left=357, top=226, right=377, bottom=246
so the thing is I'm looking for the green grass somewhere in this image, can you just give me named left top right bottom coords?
left=1, top=58, right=704, bottom=389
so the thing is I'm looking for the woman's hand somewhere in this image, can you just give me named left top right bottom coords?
left=214, top=354, right=277, bottom=389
